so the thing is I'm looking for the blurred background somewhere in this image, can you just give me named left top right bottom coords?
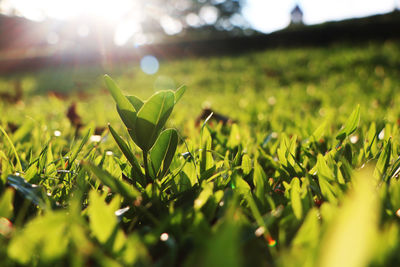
left=0, top=0, right=399, bottom=74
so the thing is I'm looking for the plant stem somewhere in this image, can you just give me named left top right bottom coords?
left=143, top=150, right=150, bottom=183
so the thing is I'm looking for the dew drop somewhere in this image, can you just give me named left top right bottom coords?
left=350, top=135, right=359, bottom=144
left=90, top=135, right=102, bottom=143
left=378, top=129, right=385, bottom=140
left=160, top=233, right=169, bottom=242
left=254, top=226, right=265, bottom=237
left=396, top=209, right=400, bottom=218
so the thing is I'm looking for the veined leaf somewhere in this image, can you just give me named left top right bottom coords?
left=336, top=104, right=360, bottom=142
left=149, top=128, right=178, bottom=179
left=126, top=95, right=144, bottom=112
left=174, top=85, right=186, bottom=104
left=104, top=75, right=137, bottom=129
left=134, top=91, right=175, bottom=151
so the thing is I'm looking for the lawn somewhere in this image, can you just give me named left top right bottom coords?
left=1, top=40, right=400, bottom=266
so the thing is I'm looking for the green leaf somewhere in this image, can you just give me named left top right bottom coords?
left=87, top=191, right=121, bottom=245
left=8, top=212, right=69, bottom=264
left=149, top=128, right=178, bottom=178
left=126, top=95, right=144, bottom=112
left=318, top=169, right=379, bottom=267
left=108, top=124, right=144, bottom=180
left=200, top=127, right=214, bottom=179
left=227, top=124, right=241, bottom=148
left=134, top=90, right=175, bottom=151
left=253, top=162, right=268, bottom=206
left=68, top=128, right=92, bottom=169
left=316, top=154, right=335, bottom=181
left=104, top=75, right=137, bottom=129
left=12, top=121, right=34, bottom=143
left=336, top=104, right=360, bottom=142
left=241, top=154, right=252, bottom=175
left=290, top=178, right=303, bottom=220
left=0, top=125, right=22, bottom=172
left=318, top=177, right=338, bottom=204
left=201, top=217, right=241, bottom=267
left=85, top=163, right=140, bottom=201
left=7, top=175, right=46, bottom=208
left=231, top=172, right=251, bottom=195
left=45, top=143, right=56, bottom=176
left=194, top=183, right=213, bottom=210
left=174, top=85, right=186, bottom=104
left=292, top=208, right=320, bottom=247
left=310, top=120, right=327, bottom=142
left=0, top=187, right=14, bottom=218
left=373, top=138, right=391, bottom=180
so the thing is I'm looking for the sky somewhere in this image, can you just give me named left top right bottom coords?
left=243, top=0, right=398, bottom=33
left=0, top=0, right=398, bottom=34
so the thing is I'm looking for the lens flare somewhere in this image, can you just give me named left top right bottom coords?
left=140, top=55, right=159, bottom=75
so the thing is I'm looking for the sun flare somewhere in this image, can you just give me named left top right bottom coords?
left=4, top=0, right=147, bottom=45
left=8, top=0, right=137, bottom=21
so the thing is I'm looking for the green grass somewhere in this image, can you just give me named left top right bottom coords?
left=0, top=40, right=400, bottom=266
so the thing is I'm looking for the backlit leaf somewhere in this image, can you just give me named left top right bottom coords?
left=149, top=128, right=178, bottom=178
left=104, top=75, right=137, bottom=129
left=108, top=124, right=144, bottom=181
left=318, top=169, right=380, bottom=267
left=134, top=90, right=175, bottom=151
left=291, top=178, right=303, bottom=220
left=0, top=188, right=14, bottom=218
left=174, top=85, right=186, bottom=104
left=336, top=104, right=360, bottom=142
left=85, top=163, right=140, bottom=201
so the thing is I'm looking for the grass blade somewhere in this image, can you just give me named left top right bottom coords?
left=84, top=163, right=140, bottom=201
left=108, top=124, right=144, bottom=180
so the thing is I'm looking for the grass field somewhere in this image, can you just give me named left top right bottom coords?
left=1, top=40, right=400, bottom=266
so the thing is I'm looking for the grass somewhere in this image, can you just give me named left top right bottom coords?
left=0, top=40, right=400, bottom=266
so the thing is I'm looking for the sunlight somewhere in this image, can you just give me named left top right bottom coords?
left=9, top=0, right=136, bottom=21
left=5, top=0, right=145, bottom=45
